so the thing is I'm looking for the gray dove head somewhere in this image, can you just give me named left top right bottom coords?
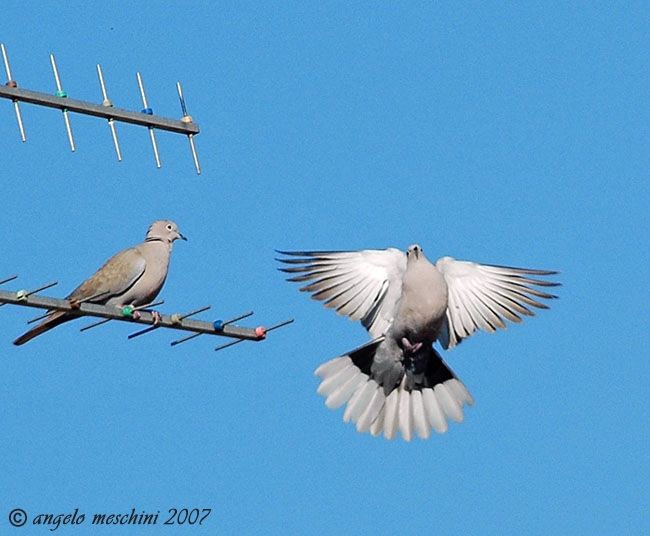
left=406, top=244, right=423, bottom=262
left=146, top=220, right=187, bottom=244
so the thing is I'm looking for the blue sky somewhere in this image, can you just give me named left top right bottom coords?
left=1, top=2, right=648, bottom=534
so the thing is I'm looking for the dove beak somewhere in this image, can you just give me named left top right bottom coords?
left=179, top=233, right=188, bottom=241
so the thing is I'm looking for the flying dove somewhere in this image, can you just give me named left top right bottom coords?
left=13, top=220, right=186, bottom=346
left=278, top=245, right=559, bottom=441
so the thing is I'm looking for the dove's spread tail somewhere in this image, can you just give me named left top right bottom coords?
left=314, top=339, right=473, bottom=441
left=13, top=311, right=74, bottom=346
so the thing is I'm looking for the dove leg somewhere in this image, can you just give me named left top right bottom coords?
left=401, top=337, right=423, bottom=354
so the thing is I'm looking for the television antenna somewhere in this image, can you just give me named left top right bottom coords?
left=0, top=43, right=201, bottom=174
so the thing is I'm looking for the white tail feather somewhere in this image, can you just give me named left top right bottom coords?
left=369, top=404, right=385, bottom=437
left=411, top=390, right=430, bottom=440
left=422, top=387, right=448, bottom=433
left=315, top=356, right=351, bottom=379
left=344, top=380, right=376, bottom=423
left=435, top=382, right=464, bottom=423
left=398, top=387, right=413, bottom=441
left=317, top=362, right=358, bottom=397
left=383, top=389, right=400, bottom=440
left=447, top=378, right=474, bottom=406
left=356, top=386, right=384, bottom=433
left=325, top=371, right=368, bottom=409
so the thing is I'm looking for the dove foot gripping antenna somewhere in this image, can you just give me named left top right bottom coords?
left=0, top=276, right=294, bottom=350
left=0, top=43, right=201, bottom=174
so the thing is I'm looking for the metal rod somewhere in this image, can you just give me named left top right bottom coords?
left=12, top=99, right=26, bottom=141
left=107, top=119, right=121, bottom=160
left=0, top=85, right=200, bottom=134
left=126, top=323, right=159, bottom=339
left=50, top=54, right=75, bottom=151
left=96, top=64, right=122, bottom=161
left=0, top=275, right=18, bottom=286
left=187, top=135, right=201, bottom=174
left=265, top=318, right=295, bottom=333
left=26, top=281, right=58, bottom=297
left=131, top=299, right=164, bottom=312
left=27, top=311, right=56, bottom=324
left=177, top=82, right=189, bottom=117
left=1, top=44, right=26, bottom=141
left=1, top=44, right=12, bottom=77
left=1, top=281, right=58, bottom=307
left=136, top=72, right=150, bottom=108
left=80, top=317, right=111, bottom=332
left=177, top=82, right=201, bottom=174
left=170, top=331, right=202, bottom=346
left=137, top=72, right=161, bottom=168
left=177, top=305, right=212, bottom=319
left=28, top=309, right=56, bottom=324
left=215, top=338, right=245, bottom=352
left=97, top=65, right=110, bottom=102
left=223, top=311, right=254, bottom=326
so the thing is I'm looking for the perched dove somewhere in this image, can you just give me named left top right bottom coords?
left=13, top=220, right=186, bottom=346
left=278, top=245, right=559, bottom=441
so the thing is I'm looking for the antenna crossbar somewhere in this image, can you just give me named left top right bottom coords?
left=0, top=85, right=199, bottom=135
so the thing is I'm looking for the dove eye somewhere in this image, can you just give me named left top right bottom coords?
left=166, top=224, right=173, bottom=231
